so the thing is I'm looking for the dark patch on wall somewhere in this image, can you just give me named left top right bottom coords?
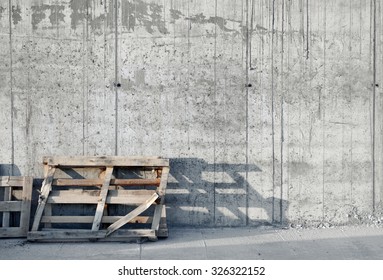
left=109, top=0, right=116, bottom=28
left=70, top=0, right=87, bottom=29
left=170, top=9, right=183, bottom=22
left=0, top=6, right=4, bottom=20
left=27, top=1, right=243, bottom=35
left=31, top=4, right=66, bottom=30
left=90, top=14, right=106, bottom=31
left=12, top=5, right=22, bottom=25
left=186, top=13, right=236, bottom=32
left=121, top=0, right=168, bottom=34
left=32, top=5, right=47, bottom=30
left=48, top=5, right=65, bottom=26
left=121, top=0, right=135, bottom=31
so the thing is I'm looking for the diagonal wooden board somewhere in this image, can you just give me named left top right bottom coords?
left=92, top=167, right=114, bottom=231
left=106, top=192, right=159, bottom=237
left=31, top=167, right=56, bottom=231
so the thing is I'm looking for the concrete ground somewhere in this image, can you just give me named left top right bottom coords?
left=1, top=225, right=383, bottom=260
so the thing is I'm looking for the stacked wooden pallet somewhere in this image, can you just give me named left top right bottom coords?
left=27, top=156, right=169, bottom=242
left=0, top=176, right=33, bottom=238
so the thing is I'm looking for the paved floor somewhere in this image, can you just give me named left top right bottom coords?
left=1, top=225, right=383, bottom=260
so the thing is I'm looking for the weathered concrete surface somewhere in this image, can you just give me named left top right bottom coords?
left=1, top=225, right=383, bottom=260
left=0, top=0, right=383, bottom=227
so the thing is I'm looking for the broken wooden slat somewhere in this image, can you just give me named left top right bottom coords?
left=43, top=164, right=52, bottom=229
left=31, top=167, right=56, bottom=231
left=44, top=156, right=169, bottom=167
left=106, top=192, right=159, bottom=236
left=91, top=167, right=113, bottom=231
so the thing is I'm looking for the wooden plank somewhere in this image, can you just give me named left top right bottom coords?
left=31, top=167, right=56, bottom=231
left=106, top=192, right=159, bottom=236
left=0, top=228, right=25, bottom=238
left=2, top=187, right=11, bottom=227
left=0, top=201, right=23, bottom=212
left=151, top=166, right=169, bottom=232
left=151, top=205, right=163, bottom=232
left=0, top=176, right=25, bottom=187
left=47, top=190, right=157, bottom=205
left=43, top=156, right=169, bottom=167
left=20, top=176, right=33, bottom=232
left=158, top=206, right=168, bottom=238
left=43, top=165, right=53, bottom=229
left=41, top=216, right=153, bottom=224
left=27, top=229, right=155, bottom=241
left=91, top=167, right=113, bottom=231
left=52, top=178, right=160, bottom=186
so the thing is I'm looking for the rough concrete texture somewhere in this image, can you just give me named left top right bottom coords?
left=1, top=225, right=383, bottom=259
left=0, top=0, right=383, bottom=227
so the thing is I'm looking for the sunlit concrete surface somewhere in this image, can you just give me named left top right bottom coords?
left=1, top=225, right=383, bottom=260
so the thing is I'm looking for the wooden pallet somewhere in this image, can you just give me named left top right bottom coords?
left=27, top=156, right=169, bottom=242
left=0, top=176, right=33, bottom=238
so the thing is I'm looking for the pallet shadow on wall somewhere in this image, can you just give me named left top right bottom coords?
left=167, top=158, right=289, bottom=227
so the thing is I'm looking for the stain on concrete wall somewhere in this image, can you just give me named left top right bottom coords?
left=0, top=0, right=382, bottom=227
left=11, top=5, right=21, bottom=25
left=0, top=6, right=5, bottom=20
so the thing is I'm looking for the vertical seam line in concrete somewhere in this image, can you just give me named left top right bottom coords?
left=280, top=0, right=285, bottom=224
left=114, top=0, right=119, bottom=156
left=306, top=0, right=309, bottom=59
left=372, top=0, right=377, bottom=213
left=9, top=0, right=14, bottom=176
left=244, top=0, right=250, bottom=226
left=213, top=0, right=217, bottom=225
left=349, top=0, right=354, bottom=206
left=82, top=1, right=89, bottom=155
left=271, top=0, right=276, bottom=223
left=322, top=0, right=327, bottom=221
left=245, top=0, right=255, bottom=226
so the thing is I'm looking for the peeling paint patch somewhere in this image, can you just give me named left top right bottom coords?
left=70, top=0, right=87, bottom=29
left=121, top=0, right=135, bottom=31
left=31, top=4, right=66, bottom=30
left=121, top=0, right=168, bottom=34
left=12, top=5, right=22, bottom=25
left=186, top=13, right=237, bottom=32
left=89, top=14, right=106, bottom=31
left=170, top=9, right=183, bottom=21
left=32, top=6, right=46, bottom=30
left=48, top=5, right=65, bottom=26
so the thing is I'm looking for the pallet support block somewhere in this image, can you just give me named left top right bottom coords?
left=27, top=156, right=170, bottom=242
left=0, top=176, right=33, bottom=238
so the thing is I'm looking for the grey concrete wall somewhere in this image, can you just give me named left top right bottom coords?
left=1, top=0, right=383, bottom=227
